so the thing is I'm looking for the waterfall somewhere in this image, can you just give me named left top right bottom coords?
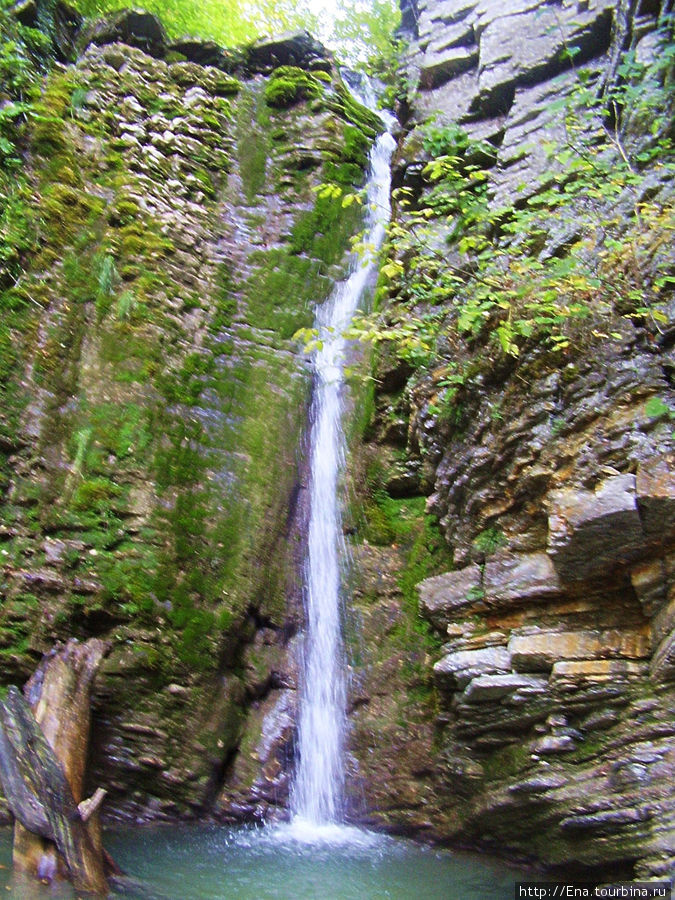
left=291, top=103, right=396, bottom=827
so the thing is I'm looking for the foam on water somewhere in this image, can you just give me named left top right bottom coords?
left=271, top=819, right=384, bottom=850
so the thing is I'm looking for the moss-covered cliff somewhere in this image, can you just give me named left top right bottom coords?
left=0, top=4, right=380, bottom=822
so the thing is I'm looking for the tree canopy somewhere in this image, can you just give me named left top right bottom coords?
left=72, top=0, right=400, bottom=65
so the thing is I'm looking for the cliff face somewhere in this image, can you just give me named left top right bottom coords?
left=348, top=0, right=675, bottom=880
left=2, top=0, right=674, bottom=881
left=0, top=8, right=379, bottom=822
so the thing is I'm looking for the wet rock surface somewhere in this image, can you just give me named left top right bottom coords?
left=0, top=27, right=373, bottom=824
left=348, top=0, right=675, bottom=882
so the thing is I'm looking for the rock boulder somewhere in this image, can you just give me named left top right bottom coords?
left=245, top=31, right=331, bottom=74
left=547, top=475, right=646, bottom=582
left=483, top=551, right=562, bottom=606
left=78, top=9, right=168, bottom=57
left=419, top=564, right=483, bottom=629
left=433, top=646, right=512, bottom=690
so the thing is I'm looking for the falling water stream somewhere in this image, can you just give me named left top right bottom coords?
left=291, top=107, right=397, bottom=828
left=0, top=87, right=529, bottom=900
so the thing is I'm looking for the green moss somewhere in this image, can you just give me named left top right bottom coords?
left=110, top=198, right=140, bottom=226
left=96, top=553, right=160, bottom=622
left=342, top=124, right=371, bottom=166
left=236, top=87, right=270, bottom=204
left=472, top=526, right=507, bottom=558
left=211, top=72, right=241, bottom=97
left=359, top=489, right=451, bottom=651
left=209, top=262, right=237, bottom=332
left=0, top=319, right=19, bottom=387
left=165, top=50, right=187, bottom=64
left=84, top=402, right=152, bottom=462
left=264, top=66, right=325, bottom=109
left=156, top=351, right=215, bottom=406
left=327, top=83, right=382, bottom=140
left=362, top=489, right=398, bottom=545
left=0, top=31, right=375, bottom=714
left=481, top=742, right=532, bottom=783
left=242, top=248, right=325, bottom=337
left=117, top=222, right=174, bottom=259
left=290, top=191, right=362, bottom=266
left=40, top=184, right=106, bottom=243
left=399, top=510, right=451, bottom=610
left=192, top=167, right=216, bottom=199
left=98, top=326, right=162, bottom=383
left=31, top=78, right=71, bottom=155
left=71, top=477, right=122, bottom=511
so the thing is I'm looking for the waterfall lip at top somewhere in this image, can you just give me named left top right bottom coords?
left=288, top=81, right=396, bottom=839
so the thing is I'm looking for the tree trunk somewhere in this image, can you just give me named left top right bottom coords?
left=0, top=638, right=112, bottom=894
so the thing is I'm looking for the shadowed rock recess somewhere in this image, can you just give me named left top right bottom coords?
left=346, top=0, right=675, bottom=882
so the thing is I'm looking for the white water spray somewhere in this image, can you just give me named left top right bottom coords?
left=291, top=105, right=396, bottom=827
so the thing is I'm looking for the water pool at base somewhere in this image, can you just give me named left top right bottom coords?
left=0, top=824, right=529, bottom=899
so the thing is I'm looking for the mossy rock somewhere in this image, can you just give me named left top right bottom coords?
left=117, top=222, right=174, bottom=259
left=242, top=248, right=327, bottom=337
left=41, top=183, right=105, bottom=235
left=209, top=262, right=237, bottom=332
left=264, top=66, right=325, bottom=109
left=327, top=83, right=382, bottom=140
left=30, top=74, right=74, bottom=154
left=109, top=198, right=140, bottom=227
left=70, top=477, right=123, bottom=514
left=168, top=61, right=211, bottom=89
left=289, top=191, right=362, bottom=266
left=341, top=123, right=371, bottom=166
left=210, top=70, right=241, bottom=97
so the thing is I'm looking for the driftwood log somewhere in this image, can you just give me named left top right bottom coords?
left=0, top=638, right=113, bottom=894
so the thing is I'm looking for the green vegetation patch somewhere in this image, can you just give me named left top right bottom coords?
left=364, top=24, right=675, bottom=373
left=327, top=83, right=382, bottom=140
left=264, top=66, right=327, bottom=109
left=236, top=86, right=270, bottom=203
left=290, top=191, right=363, bottom=266
left=208, top=262, right=237, bottom=332
left=242, top=248, right=328, bottom=337
left=361, top=491, right=450, bottom=635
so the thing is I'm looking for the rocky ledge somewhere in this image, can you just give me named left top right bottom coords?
left=412, top=334, right=675, bottom=875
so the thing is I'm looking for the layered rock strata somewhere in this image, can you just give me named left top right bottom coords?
left=348, top=0, right=675, bottom=880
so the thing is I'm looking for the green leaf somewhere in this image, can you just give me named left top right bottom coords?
left=645, top=396, right=671, bottom=419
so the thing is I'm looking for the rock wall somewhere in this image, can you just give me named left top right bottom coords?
left=348, top=0, right=675, bottom=880
left=0, top=8, right=380, bottom=822
left=2, top=0, right=674, bottom=880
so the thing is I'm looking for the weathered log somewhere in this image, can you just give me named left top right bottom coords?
left=25, top=637, right=109, bottom=800
left=0, top=686, right=108, bottom=892
left=0, top=713, right=52, bottom=839
left=0, top=638, right=112, bottom=894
